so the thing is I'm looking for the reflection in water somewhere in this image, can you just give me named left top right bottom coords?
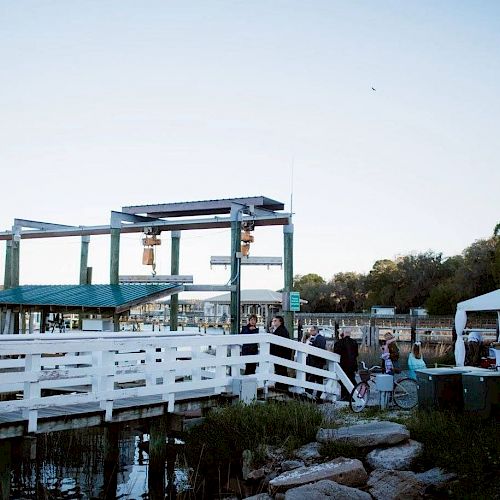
left=9, top=423, right=189, bottom=499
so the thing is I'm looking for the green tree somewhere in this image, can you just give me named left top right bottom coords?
left=454, top=238, right=497, bottom=299
left=329, top=272, right=366, bottom=312
left=293, top=273, right=333, bottom=312
left=365, top=259, right=398, bottom=308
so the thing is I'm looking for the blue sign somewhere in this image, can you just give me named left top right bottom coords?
left=289, top=291, right=301, bottom=312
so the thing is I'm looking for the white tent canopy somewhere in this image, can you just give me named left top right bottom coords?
left=457, top=289, right=500, bottom=312
left=455, top=289, right=500, bottom=366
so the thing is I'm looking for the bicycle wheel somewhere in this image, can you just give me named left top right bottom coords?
left=393, top=378, right=418, bottom=409
left=350, top=381, right=370, bottom=413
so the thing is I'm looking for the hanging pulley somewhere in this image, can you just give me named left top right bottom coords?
left=240, top=221, right=255, bottom=257
left=142, top=227, right=161, bottom=276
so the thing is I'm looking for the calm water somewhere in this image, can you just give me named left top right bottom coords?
left=8, top=424, right=190, bottom=499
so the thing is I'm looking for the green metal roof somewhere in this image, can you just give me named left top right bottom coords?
left=0, top=284, right=181, bottom=313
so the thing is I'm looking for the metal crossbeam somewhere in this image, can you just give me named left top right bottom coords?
left=119, top=275, right=194, bottom=284
left=210, top=256, right=283, bottom=266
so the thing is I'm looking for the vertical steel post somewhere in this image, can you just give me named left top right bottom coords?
left=283, top=223, right=294, bottom=337
left=170, top=231, right=180, bottom=331
left=109, top=214, right=121, bottom=331
left=109, top=230, right=120, bottom=285
left=230, top=205, right=242, bottom=334
left=3, top=240, right=12, bottom=290
left=11, top=226, right=20, bottom=334
left=79, top=235, right=90, bottom=284
left=11, top=226, right=20, bottom=288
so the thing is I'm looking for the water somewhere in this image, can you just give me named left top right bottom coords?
left=8, top=422, right=189, bottom=499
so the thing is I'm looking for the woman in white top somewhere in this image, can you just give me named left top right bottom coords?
left=407, top=342, right=426, bottom=380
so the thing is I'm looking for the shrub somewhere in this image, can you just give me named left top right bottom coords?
left=185, top=400, right=322, bottom=470
left=404, top=410, right=500, bottom=498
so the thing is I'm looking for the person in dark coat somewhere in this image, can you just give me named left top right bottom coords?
left=333, top=328, right=359, bottom=399
left=270, top=315, right=293, bottom=390
left=304, top=326, right=326, bottom=400
left=297, top=319, right=304, bottom=342
left=241, top=314, right=259, bottom=375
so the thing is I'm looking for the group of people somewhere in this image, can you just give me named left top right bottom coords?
left=240, top=317, right=429, bottom=400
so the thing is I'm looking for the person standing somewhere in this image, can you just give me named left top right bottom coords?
left=333, top=328, right=359, bottom=399
left=241, top=314, right=259, bottom=375
left=384, top=332, right=400, bottom=372
left=304, top=326, right=326, bottom=400
left=407, top=342, right=426, bottom=380
left=297, top=319, right=304, bottom=342
left=270, top=315, right=293, bottom=390
left=465, top=331, right=483, bottom=367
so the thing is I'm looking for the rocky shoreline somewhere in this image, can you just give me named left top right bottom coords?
left=240, top=403, right=457, bottom=500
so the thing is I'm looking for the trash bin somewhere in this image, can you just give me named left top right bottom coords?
left=416, top=368, right=466, bottom=412
left=462, top=372, right=500, bottom=419
left=375, top=374, right=393, bottom=409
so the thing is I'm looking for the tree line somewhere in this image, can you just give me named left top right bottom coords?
left=293, top=224, right=500, bottom=315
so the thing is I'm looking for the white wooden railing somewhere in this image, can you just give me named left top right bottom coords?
left=0, top=332, right=352, bottom=433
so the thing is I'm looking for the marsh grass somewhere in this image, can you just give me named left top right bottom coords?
left=392, top=410, right=500, bottom=499
left=358, top=342, right=454, bottom=370
left=185, top=401, right=322, bottom=468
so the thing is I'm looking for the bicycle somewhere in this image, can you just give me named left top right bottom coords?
left=349, top=362, right=418, bottom=412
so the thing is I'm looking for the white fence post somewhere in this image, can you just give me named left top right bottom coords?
left=230, top=345, right=242, bottom=377
left=23, top=353, right=41, bottom=433
left=294, top=350, right=306, bottom=395
left=162, top=346, right=176, bottom=412
left=215, top=344, right=228, bottom=394
left=92, top=349, right=115, bottom=422
left=257, top=341, right=271, bottom=396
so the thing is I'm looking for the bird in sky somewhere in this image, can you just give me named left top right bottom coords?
left=371, top=87, right=376, bottom=91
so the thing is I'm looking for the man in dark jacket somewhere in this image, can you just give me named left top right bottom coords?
left=305, top=326, right=326, bottom=400
left=241, top=314, right=259, bottom=375
left=333, top=328, right=359, bottom=399
left=270, top=315, right=293, bottom=390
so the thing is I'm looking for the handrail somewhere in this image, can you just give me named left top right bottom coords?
left=0, top=333, right=348, bottom=433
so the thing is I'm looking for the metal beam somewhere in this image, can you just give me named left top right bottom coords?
left=13, top=219, right=77, bottom=230
left=122, top=196, right=285, bottom=218
left=0, top=213, right=292, bottom=240
left=210, top=256, right=283, bottom=266
left=119, top=275, right=193, bottom=284
left=183, top=285, right=236, bottom=292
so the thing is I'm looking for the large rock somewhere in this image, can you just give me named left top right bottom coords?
left=317, top=421, right=410, bottom=447
left=367, top=469, right=426, bottom=500
left=243, top=494, right=272, bottom=500
left=415, top=467, right=457, bottom=487
left=367, top=468, right=456, bottom=500
left=366, top=439, right=423, bottom=470
left=285, top=479, right=372, bottom=500
left=295, top=442, right=322, bottom=461
left=281, top=460, right=305, bottom=471
left=268, top=457, right=367, bottom=494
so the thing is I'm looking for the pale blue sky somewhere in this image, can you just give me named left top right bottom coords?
left=1, top=1, right=499, bottom=293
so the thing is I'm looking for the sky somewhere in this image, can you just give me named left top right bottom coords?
left=1, top=1, right=499, bottom=296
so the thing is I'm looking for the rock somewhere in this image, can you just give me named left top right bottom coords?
left=415, top=467, right=457, bottom=487
left=367, top=469, right=426, bottom=500
left=295, top=442, right=322, bottom=461
left=269, top=457, right=367, bottom=494
left=262, top=470, right=279, bottom=487
left=317, top=421, right=410, bottom=447
left=265, top=445, right=285, bottom=461
left=243, top=494, right=273, bottom=500
left=366, top=439, right=423, bottom=470
left=281, top=460, right=305, bottom=471
left=285, top=479, right=372, bottom=500
left=247, top=468, right=266, bottom=480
